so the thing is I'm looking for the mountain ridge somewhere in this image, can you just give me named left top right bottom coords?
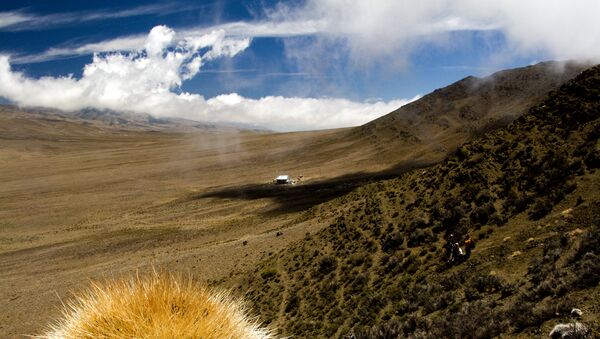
left=346, top=61, right=590, bottom=166
left=0, top=104, right=271, bottom=135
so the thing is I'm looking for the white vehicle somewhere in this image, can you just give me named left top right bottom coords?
left=274, top=175, right=293, bottom=185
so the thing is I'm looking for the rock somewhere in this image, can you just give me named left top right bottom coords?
left=509, top=251, right=522, bottom=259
left=571, top=308, right=583, bottom=318
left=503, top=236, right=511, bottom=242
left=569, top=228, right=584, bottom=237
left=561, top=208, right=573, bottom=217
left=549, top=322, right=588, bottom=338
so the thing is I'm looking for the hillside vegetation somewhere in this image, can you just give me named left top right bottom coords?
left=238, top=65, right=600, bottom=338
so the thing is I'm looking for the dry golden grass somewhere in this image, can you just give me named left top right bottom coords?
left=39, top=272, right=271, bottom=339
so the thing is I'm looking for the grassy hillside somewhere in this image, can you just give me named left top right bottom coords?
left=363, top=61, right=586, bottom=137
left=346, top=61, right=588, bottom=167
left=237, top=65, right=600, bottom=338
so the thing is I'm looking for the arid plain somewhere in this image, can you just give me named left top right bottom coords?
left=0, top=105, right=429, bottom=336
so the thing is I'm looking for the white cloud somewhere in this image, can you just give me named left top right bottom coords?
left=9, top=20, right=325, bottom=64
left=5, top=2, right=597, bottom=131
left=12, top=36, right=148, bottom=64
left=276, top=0, right=600, bottom=69
left=0, top=4, right=192, bottom=32
left=279, top=1, right=497, bottom=67
left=203, top=94, right=416, bottom=131
left=15, top=1, right=600, bottom=66
left=0, top=25, right=414, bottom=131
left=458, top=0, right=600, bottom=60
left=0, top=11, right=30, bottom=29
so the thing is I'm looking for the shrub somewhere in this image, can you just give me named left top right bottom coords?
left=584, top=147, right=600, bottom=168
left=507, top=295, right=537, bottom=331
left=571, top=227, right=600, bottom=263
left=261, top=268, right=278, bottom=280
left=472, top=274, right=503, bottom=294
left=317, top=255, right=337, bottom=276
left=476, top=189, right=495, bottom=204
left=500, top=281, right=518, bottom=298
left=505, top=187, right=528, bottom=213
left=430, top=300, right=506, bottom=338
left=574, top=253, right=600, bottom=287
left=41, top=272, right=272, bottom=338
left=464, top=287, right=481, bottom=302
left=471, top=202, right=495, bottom=225
left=530, top=196, right=554, bottom=220
left=382, top=230, right=405, bottom=252
left=284, top=294, right=299, bottom=314
left=408, top=228, right=435, bottom=247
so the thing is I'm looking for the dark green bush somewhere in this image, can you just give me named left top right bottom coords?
left=530, top=196, right=554, bottom=220
left=317, top=255, right=337, bottom=276
left=260, top=268, right=278, bottom=280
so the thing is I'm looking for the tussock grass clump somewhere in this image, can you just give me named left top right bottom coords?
left=40, top=272, right=271, bottom=339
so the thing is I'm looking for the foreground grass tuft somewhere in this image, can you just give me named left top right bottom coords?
left=39, top=272, right=271, bottom=339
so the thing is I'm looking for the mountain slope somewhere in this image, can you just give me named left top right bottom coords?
left=338, top=61, right=589, bottom=169
left=237, top=64, right=600, bottom=338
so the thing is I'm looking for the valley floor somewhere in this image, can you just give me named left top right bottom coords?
left=0, top=115, right=410, bottom=337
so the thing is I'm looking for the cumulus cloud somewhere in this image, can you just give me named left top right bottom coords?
left=0, top=25, right=413, bottom=131
left=204, top=94, right=415, bottom=130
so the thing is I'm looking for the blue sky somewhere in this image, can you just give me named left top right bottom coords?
left=0, top=1, right=598, bottom=130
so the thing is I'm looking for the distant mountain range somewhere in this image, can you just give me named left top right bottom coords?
left=71, top=108, right=272, bottom=132
left=0, top=105, right=270, bottom=135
